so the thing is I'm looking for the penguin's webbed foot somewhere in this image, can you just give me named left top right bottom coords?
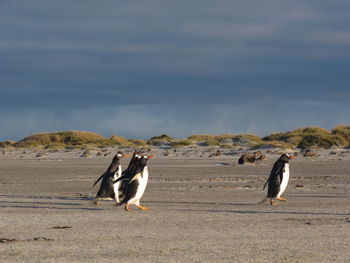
left=136, top=205, right=149, bottom=211
left=270, top=199, right=278, bottom=206
left=277, top=197, right=288, bottom=202
left=124, top=204, right=131, bottom=211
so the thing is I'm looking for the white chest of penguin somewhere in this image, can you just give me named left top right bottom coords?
left=135, top=167, right=149, bottom=197
left=112, top=165, right=122, bottom=180
left=113, top=165, right=122, bottom=193
left=278, top=164, right=289, bottom=197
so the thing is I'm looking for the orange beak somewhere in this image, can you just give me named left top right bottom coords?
left=289, top=155, right=296, bottom=159
left=147, top=155, right=154, bottom=159
left=122, top=154, right=129, bottom=158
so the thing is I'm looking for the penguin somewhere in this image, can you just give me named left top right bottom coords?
left=119, top=151, right=142, bottom=197
left=261, top=153, right=296, bottom=206
left=93, top=152, right=129, bottom=205
left=114, top=155, right=153, bottom=211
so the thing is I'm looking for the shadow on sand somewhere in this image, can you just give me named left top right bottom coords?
left=175, top=208, right=350, bottom=216
left=0, top=194, right=101, bottom=211
left=0, top=194, right=93, bottom=201
left=0, top=204, right=102, bottom=211
left=144, top=200, right=256, bottom=206
left=144, top=200, right=350, bottom=216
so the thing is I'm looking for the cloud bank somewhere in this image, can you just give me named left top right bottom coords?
left=0, top=1, right=349, bottom=140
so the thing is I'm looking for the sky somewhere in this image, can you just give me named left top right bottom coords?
left=1, top=0, right=350, bottom=141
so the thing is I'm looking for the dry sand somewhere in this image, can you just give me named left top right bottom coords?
left=0, top=148, right=349, bottom=262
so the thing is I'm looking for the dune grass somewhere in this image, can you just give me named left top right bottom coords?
left=3, top=125, right=350, bottom=150
left=13, top=131, right=135, bottom=149
left=169, top=139, right=193, bottom=148
left=109, top=135, right=130, bottom=146
left=0, top=140, right=16, bottom=148
left=202, top=138, right=221, bottom=146
left=188, top=134, right=263, bottom=147
left=127, top=139, right=148, bottom=148
left=251, top=141, right=295, bottom=150
left=331, top=125, right=350, bottom=143
left=14, top=131, right=104, bottom=148
left=297, top=134, right=335, bottom=149
left=147, top=134, right=173, bottom=145
left=187, top=134, right=217, bottom=141
left=263, top=126, right=348, bottom=149
left=231, top=134, right=263, bottom=145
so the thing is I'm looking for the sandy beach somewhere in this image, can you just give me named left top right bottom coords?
left=3, top=1, right=350, bottom=262
left=0, top=148, right=349, bottom=262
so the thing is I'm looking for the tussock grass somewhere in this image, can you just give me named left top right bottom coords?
left=202, top=138, right=221, bottom=146
left=0, top=140, right=16, bottom=148
left=170, top=139, right=193, bottom=148
left=44, top=143, right=67, bottom=150
left=187, top=134, right=216, bottom=141
left=188, top=134, right=242, bottom=141
left=13, top=131, right=133, bottom=148
left=127, top=139, right=148, bottom=148
left=15, top=131, right=105, bottom=148
left=252, top=141, right=294, bottom=150
left=231, top=134, right=263, bottom=145
left=147, top=134, right=173, bottom=145
left=148, top=134, right=173, bottom=141
left=263, top=126, right=348, bottom=149
left=188, top=134, right=263, bottom=147
left=297, top=134, right=341, bottom=149
left=109, top=135, right=130, bottom=146
left=5, top=125, right=350, bottom=150
left=332, top=125, right=350, bottom=143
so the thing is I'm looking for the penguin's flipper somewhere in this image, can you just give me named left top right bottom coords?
left=112, top=174, right=130, bottom=184
left=262, top=179, right=268, bottom=190
left=93, top=172, right=106, bottom=187
left=130, top=173, right=142, bottom=183
left=263, top=161, right=284, bottom=190
left=114, top=171, right=141, bottom=184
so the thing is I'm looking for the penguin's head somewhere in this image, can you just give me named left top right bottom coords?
left=280, top=153, right=296, bottom=162
left=138, top=155, right=153, bottom=165
left=132, top=150, right=142, bottom=158
left=114, top=151, right=129, bottom=159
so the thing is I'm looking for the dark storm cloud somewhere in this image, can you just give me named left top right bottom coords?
left=0, top=1, right=349, bottom=140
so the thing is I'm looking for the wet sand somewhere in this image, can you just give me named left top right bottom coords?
left=0, top=150, right=349, bottom=262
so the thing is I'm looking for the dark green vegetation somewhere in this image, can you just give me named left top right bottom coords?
left=262, top=126, right=349, bottom=150
left=147, top=134, right=173, bottom=146
left=169, top=139, right=193, bottom=148
left=1, top=126, right=350, bottom=149
left=3, top=131, right=147, bottom=149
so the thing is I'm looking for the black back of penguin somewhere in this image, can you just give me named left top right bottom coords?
left=94, top=152, right=123, bottom=199
left=132, top=155, right=148, bottom=176
left=122, top=151, right=142, bottom=178
left=93, top=152, right=123, bottom=187
left=120, top=151, right=142, bottom=194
